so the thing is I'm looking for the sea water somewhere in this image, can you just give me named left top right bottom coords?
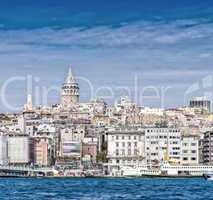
left=0, top=178, right=212, bottom=200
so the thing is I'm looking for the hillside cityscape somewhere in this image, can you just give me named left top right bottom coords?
left=0, top=67, right=212, bottom=177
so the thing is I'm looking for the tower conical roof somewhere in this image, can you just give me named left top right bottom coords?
left=66, top=67, right=76, bottom=84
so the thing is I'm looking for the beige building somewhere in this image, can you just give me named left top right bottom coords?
left=34, top=137, right=48, bottom=166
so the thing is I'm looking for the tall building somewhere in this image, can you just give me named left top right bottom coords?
left=0, top=134, right=8, bottom=165
left=61, top=67, right=79, bottom=109
left=189, top=97, right=211, bottom=113
left=8, top=135, right=31, bottom=164
left=203, top=131, right=213, bottom=164
left=33, top=137, right=49, bottom=166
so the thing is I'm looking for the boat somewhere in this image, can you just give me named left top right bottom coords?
left=160, top=161, right=213, bottom=177
left=107, top=161, right=213, bottom=178
left=203, top=172, right=213, bottom=180
left=120, top=166, right=141, bottom=177
left=107, top=165, right=161, bottom=177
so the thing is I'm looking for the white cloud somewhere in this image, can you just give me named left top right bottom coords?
left=0, top=19, right=212, bottom=49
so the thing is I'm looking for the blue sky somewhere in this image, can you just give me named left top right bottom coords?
left=1, top=0, right=213, bottom=111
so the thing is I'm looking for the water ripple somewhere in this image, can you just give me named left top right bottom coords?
left=0, top=178, right=212, bottom=200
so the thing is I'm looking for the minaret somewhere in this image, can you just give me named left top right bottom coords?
left=24, top=94, right=33, bottom=111
left=61, top=67, right=79, bottom=109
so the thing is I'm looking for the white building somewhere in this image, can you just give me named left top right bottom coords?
left=0, top=134, right=8, bottom=165
left=145, top=128, right=182, bottom=165
left=36, top=123, right=56, bottom=137
left=107, top=129, right=145, bottom=168
left=181, top=135, right=199, bottom=165
left=140, top=107, right=164, bottom=116
left=8, top=136, right=31, bottom=164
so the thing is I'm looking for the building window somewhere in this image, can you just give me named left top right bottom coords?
left=134, top=142, right=137, bottom=147
left=116, top=136, right=119, bottom=140
left=116, top=149, right=119, bottom=156
left=191, top=150, right=196, bottom=153
left=128, top=142, right=131, bottom=147
left=122, top=136, right=125, bottom=140
left=122, top=142, right=125, bottom=147
left=128, top=149, right=131, bottom=155
left=151, top=141, right=157, bottom=144
left=116, top=142, right=119, bottom=147
left=134, top=149, right=138, bottom=155
left=183, top=157, right=188, bottom=160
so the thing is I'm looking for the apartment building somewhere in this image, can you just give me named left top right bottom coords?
left=107, top=129, right=145, bottom=167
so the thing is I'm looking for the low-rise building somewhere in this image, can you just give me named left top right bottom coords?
left=181, top=135, right=199, bottom=165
